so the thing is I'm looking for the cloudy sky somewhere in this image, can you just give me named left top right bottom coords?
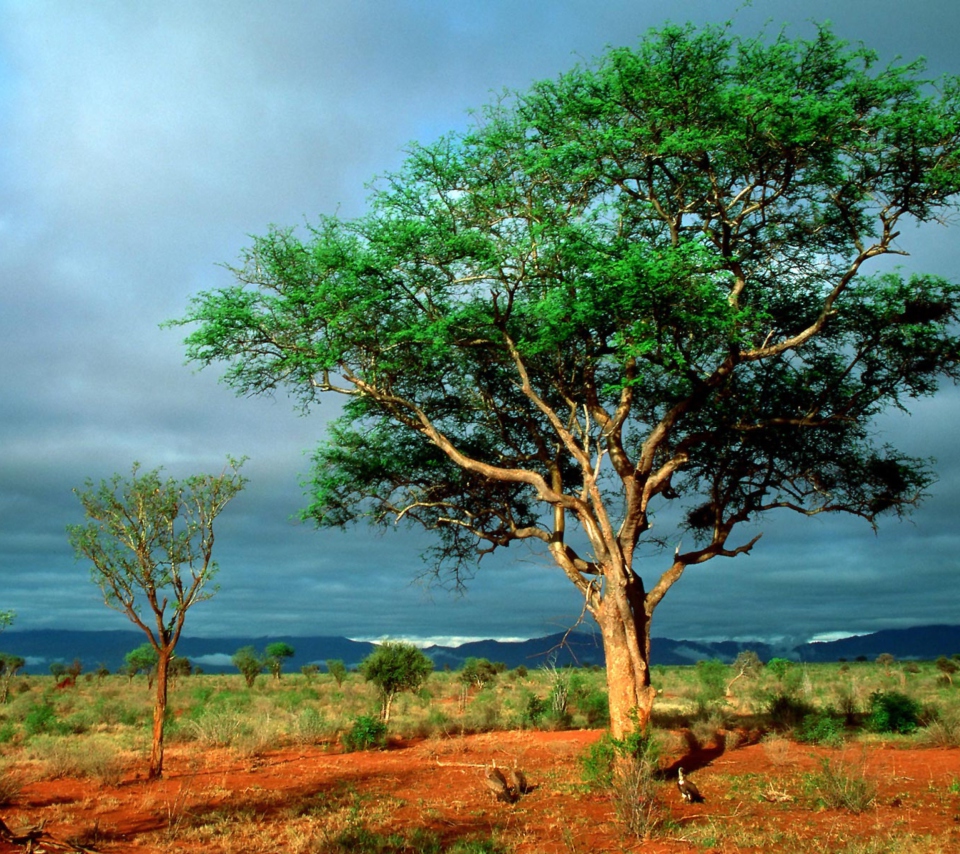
left=3, top=0, right=960, bottom=648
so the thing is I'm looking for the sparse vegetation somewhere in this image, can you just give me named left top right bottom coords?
left=0, top=660, right=952, bottom=850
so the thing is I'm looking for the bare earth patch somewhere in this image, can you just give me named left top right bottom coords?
left=1, top=730, right=959, bottom=852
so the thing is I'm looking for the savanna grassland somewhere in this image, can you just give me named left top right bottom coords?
left=0, top=658, right=959, bottom=853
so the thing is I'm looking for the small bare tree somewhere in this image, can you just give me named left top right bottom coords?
left=68, top=458, right=246, bottom=779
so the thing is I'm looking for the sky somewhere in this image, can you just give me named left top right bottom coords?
left=2, top=0, right=960, bottom=649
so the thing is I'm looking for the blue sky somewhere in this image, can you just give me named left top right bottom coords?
left=2, top=0, right=960, bottom=647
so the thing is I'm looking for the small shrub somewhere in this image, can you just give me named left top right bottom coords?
left=916, top=706, right=960, bottom=748
left=866, top=690, right=921, bottom=734
left=580, top=734, right=618, bottom=789
left=804, top=756, right=876, bottom=813
left=293, top=707, right=329, bottom=745
left=0, top=762, right=23, bottom=806
left=186, top=708, right=251, bottom=747
left=520, top=692, right=547, bottom=728
left=765, top=692, right=815, bottom=730
left=579, top=688, right=610, bottom=727
left=694, top=659, right=727, bottom=714
left=797, top=710, right=846, bottom=747
left=341, top=715, right=387, bottom=752
left=27, top=735, right=124, bottom=783
left=582, top=729, right=667, bottom=839
left=461, top=690, right=504, bottom=733
left=24, top=702, right=69, bottom=737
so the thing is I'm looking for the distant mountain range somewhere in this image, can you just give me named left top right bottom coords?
left=3, top=624, right=959, bottom=675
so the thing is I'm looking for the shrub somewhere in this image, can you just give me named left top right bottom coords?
left=232, top=646, right=265, bottom=688
left=294, top=707, right=329, bottom=745
left=520, top=692, right=547, bottom=728
left=765, top=692, right=815, bottom=730
left=797, top=710, right=846, bottom=747
left=580, top=733, right=618, bottom=789
left=0, top=763, right=22, bottom=806
left=694, top=659, right=727, bottom=713
left=866, top=690, right=921, bottom=734
left=581, top=729, right=667, bottom=839
left=579, top=688, right=610, bottom=727
left=24, top=702, right=69, bottom=737
left=341, top=715, right=387, bottom=752
left=804, top=757, right=876, bottom=813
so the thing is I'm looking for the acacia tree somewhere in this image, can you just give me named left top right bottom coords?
left=232, top=645, right=264, bottom=687
left=360, top=642, right=433, bottom=723
left=68, top=459, right=246, bottom=778
left=125, top=643, right=160, bottom=687
left=174, top=24, right=960, bottom=738
left=265, top=641, right=296, bottom=679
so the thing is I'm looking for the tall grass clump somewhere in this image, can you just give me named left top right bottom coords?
left=804, top=756, right=876, bottom=813
left=0, top=762, right=23, bottom=806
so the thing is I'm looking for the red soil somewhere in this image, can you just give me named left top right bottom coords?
left=1, top=730, right=959, bottom=852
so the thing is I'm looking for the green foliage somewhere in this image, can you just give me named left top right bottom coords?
left=232, top=646, right=265, bottom=688
left=67, top=460, right=247, bottom=646
left=264, top=642, right=296, bottom=679
left=459, top=657, right=499, bottom=689
left=866, top=690, right=921, bottom=734
left=326, top=659, right=348, bottom=687
left=520, top=691, right=547, bottom=728
left=797, top=710, right=847, bottom=747
left=0, top=653, right=25, bottom=703
left=766, top=658, right=793, bottom=682
left=24, top=702, right=69, bottom=737
left=766, top=692, right=816, bottom=730
left=694, top=659, right=727, bottom=713
left=125, top=644, right=158, bottom=681
left=359, top=642, right=433, bottom=722
left=341, top=714, right=387, bottom=752
left=174, top=19, right=960, bottom=737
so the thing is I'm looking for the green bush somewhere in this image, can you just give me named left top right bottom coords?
left=520, top=692, right=546, bottom=728
left=797, top=710, right=846, bottom=746
left=23, top=702, right=69, bottom=736
left=694, top=659, right=727, bottom=713
left=766, top=692, right=815, bottom=730
left=866, top=690, right=921, bottom=734
left=341, top=715, right=387, bottom=752
left=579, top=688, right=610, bottom=727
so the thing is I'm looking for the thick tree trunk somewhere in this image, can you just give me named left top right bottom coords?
left=596, top=593, right=656, bottom=740
left=148, top=648, right=172, bottom=780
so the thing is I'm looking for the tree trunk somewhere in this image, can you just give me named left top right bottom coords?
left=596, top=592, right=656, bottom=740
left=148, top=648, right=172, bottom=780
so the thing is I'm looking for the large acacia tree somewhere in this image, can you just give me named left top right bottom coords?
left=68, top=459, right=246, bottom=777
left=174, top=24, right=960, bottom=737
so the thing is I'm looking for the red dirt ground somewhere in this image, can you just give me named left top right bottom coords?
left=1, top=730, right=959, bottom=852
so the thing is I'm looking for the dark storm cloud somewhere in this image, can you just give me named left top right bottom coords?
left=2, top=0, right=960, bottom=645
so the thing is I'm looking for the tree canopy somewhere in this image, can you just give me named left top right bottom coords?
left=174, top=22, right=960, bottom=736
left=360, top=642, right=433, bottom=722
